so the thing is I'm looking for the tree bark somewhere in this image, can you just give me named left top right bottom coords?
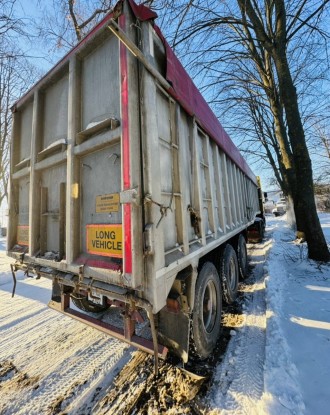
left=238, top=0, right=330, bottom=260
left=273, top=49, right=330, bottom=260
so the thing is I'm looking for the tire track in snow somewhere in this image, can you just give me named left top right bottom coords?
left=0, top=276, right=131, bottom=415
left=14, top=336, right=129, bottom=415
left=261, top=220, right=305, bottom=414
left=205, top=238, right=272, bottom=414
left=0, top=305, right=49, bottom=331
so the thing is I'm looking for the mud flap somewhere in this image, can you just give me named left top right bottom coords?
left=247, top=217, right=265, bottom=243
left=158, top=307, right=190, bottom=363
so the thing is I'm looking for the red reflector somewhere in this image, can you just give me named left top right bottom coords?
left=166, top=298, right=181, bottom=313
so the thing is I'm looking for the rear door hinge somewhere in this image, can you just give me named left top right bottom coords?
left=120, top=188, right=140, bottom=206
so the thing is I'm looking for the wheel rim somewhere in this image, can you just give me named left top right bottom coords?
left=228, top=257, right=237, bottom=290
left=202, top=280, right=217, bottom=333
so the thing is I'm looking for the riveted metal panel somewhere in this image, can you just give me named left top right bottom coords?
left=40, top=164, right=67, bottom=253
left=177, top=111, right=195, bottom=244
left=156, top=89, right=178, bottom=252
left=80, top=142, right=122, bottom=255
left=18, top=176, right=30, bottom=229
left=42, top=75, right=69, bottom=149
left=81, top=35, right=120, bottom=130
left=18, top=102, right=33, bottom=163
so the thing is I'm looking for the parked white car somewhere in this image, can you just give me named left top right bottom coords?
left=272, top=198, right=287, bottom=216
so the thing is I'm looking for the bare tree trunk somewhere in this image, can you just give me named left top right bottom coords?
left=236, top=0, right=330, bottom=260
left=273, top=49, right=330, bottom=260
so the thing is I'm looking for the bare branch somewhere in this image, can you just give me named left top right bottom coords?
left=287, top=0, right=330, bottom=41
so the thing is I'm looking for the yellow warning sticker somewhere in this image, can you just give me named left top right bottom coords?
left=86, top=224, right=122, bottom=257
left=95, top=193, right=120, bottom=213
left=17, top=225, right=29, bottom=246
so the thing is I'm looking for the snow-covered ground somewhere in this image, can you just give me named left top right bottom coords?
left=263, top=214, right=330, bottom=415
left=0, top=214, right=329, bottom=414
left=205, top=214, right=330, bottom=414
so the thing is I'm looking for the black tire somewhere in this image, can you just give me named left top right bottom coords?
left=237, top=234, right=248, bottom=280
left=220, top=244, right=239, bottom=304
left=71, top=295, right=109, bottom=313
left=190, top=262, right=222, bottom=359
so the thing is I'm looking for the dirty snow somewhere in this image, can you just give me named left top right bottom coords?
left=0, top=214, right=330, bottom=414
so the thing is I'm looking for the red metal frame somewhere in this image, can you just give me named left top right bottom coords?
left=119, top=13, right=133, bottom=275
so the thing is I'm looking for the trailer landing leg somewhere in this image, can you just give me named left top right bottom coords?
left=10, top=264, right=17, bottom=298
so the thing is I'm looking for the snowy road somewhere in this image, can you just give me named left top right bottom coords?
left=1, top=214, right=330, bottom=414
left=0, top=257, right=132, bottom=415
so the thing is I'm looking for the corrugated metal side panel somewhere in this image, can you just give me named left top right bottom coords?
left=141, top=74, right=260, bottom=312
left=153, top=25, right=257, bottom=185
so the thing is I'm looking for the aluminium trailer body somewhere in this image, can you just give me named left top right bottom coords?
left=7, top=0, right=261, bottom=364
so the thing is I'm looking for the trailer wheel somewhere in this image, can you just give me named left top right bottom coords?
left=237, top=234, right=248, bottom=279
left=190, top=262, right=222, bottom=359
left=71, top=295, right=109, bottom=313
left=220, top=244, right=239, bottom=304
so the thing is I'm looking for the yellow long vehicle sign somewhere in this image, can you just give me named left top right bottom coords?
left=86, top=224, right=123, bottom=258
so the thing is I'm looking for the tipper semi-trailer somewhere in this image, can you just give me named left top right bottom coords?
left=7, top=0, right=264, bottom=368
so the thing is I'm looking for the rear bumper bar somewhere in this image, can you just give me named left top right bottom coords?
left=48, top=297, right=167, bottom=358
left=10, top=260, right=168, bottom=374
